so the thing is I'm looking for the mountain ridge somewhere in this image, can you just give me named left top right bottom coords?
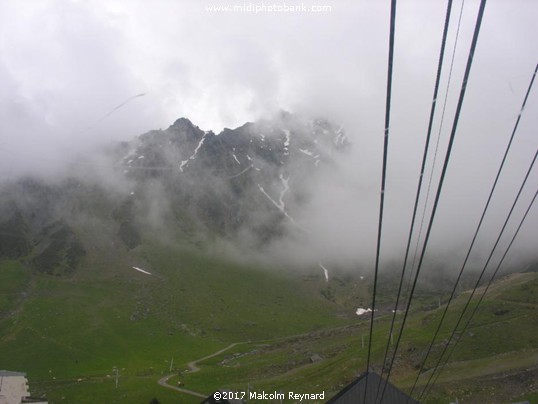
left=0, top=112, right=349, bottom=273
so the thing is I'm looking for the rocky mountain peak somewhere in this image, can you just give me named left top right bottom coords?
left=0, top=112, right=350, bottom=268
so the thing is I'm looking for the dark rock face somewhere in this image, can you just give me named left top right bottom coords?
left=32, top=220, right=86, bottom=275
left=0, top=179, right=88, bottom=275
left=0, top=211, right=31, bottom=259
left=117, top=113, right=348, bottom=239
left=112, top=199, right=141, bottom=249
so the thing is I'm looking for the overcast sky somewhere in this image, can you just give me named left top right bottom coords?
left=1, top=0, right=537, bottom=265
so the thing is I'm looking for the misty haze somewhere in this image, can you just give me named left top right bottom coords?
left=0, top=1, right=537, bottom=403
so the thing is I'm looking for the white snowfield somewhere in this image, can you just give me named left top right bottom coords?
left=132, top=266, right=152, bottom=275
left=356, top=308, right=372, bottom=316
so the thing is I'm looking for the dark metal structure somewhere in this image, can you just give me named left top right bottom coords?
left=326, top=372, right=418, bottom=404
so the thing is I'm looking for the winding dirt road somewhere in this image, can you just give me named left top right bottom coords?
left=158, top=342, right=245, bottom=398
left=157, top=374, right=207, bottom=398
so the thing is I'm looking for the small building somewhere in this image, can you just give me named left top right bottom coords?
left=326, top=372, right=418, bottom=404
left=0, top=371, right=47, bottom=404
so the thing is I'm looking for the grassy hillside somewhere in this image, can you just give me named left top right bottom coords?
left=163, top=271, right=538, bottom=404
left=0, top=242, right=355, bottom=403
left=1, top=239, right=536, bottom=403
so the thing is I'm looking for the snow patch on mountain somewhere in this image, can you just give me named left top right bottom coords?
left=278, top=174, right=289, bottom=210
left=179, top=160, right=189, bottom=172
left=227, top=165, right=252, bottom=179
left=334, top=126, right=347, bottom=146
left=319, top=263, right=329, bottom=282
left=258, top=184, right=280, bottom=210
left=232, top=148, right=240, bottom=165
left=299, top=148, right=314, bottom=157
left=192, top=134, right=207, bottom=157
left=283, top=129, right=291, bottom=156
left=299, top=149, right=320, bottom=163
left=132, top=266, right=152, bottom=276
left=257, top=183, right=297, bottom=226
left=179, top=132, right=207, bottom=172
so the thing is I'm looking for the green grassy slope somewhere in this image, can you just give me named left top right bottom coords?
left=173, top=271, right=538, bottom=404
left=1, top=241, right=536, bottom=403
left=0, top=242, right=353, bottom=403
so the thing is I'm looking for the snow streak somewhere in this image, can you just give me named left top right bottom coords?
left=319, top=263, right=329, bottom=282
left=132, top=266, right=152, bottom=275
left=179, top=133, right=207, bottom=172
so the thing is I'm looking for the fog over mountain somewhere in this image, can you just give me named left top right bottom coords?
left=1, top=0, right=537, bottom=271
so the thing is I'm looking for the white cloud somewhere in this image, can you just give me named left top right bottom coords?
left=0, top=0, right=537, bottom=261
